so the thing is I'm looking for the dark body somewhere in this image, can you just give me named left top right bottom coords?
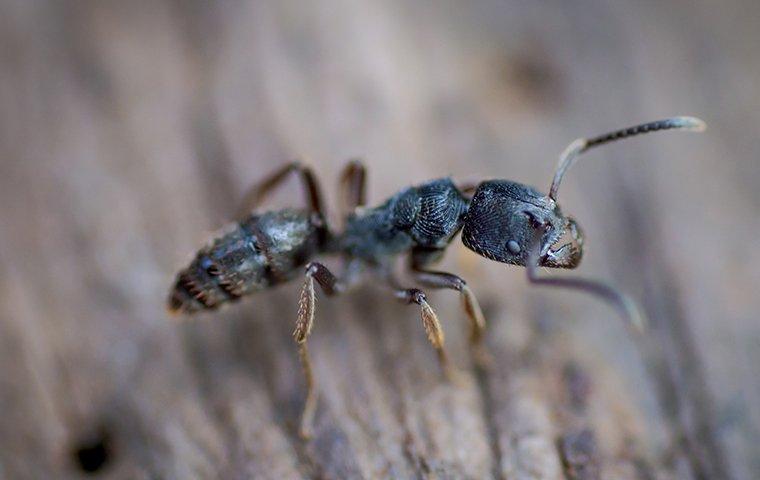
left=168, top=116, right=702, bottom=438
left=338, top=178, right=469, bottom=263
left=169, top=178, right=470, bottom=313
left=169, top=209, right=326, bottom=313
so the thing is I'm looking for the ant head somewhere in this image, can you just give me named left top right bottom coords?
left=462, top=180, right=582, bottom=268
left=462, top=116, right=706, bottom=269
left=461, top=116, right=705, bottom=333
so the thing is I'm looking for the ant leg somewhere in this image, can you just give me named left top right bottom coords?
left=382, top=262, right=463, bottom=382
left=392, top=287, right=460, bottom=381
left=237, top=162, right=326, bottom=219
left=338, top=159, right=367, bottom=217
left=293, top=261, right=348, bottom=439
left=409, top=248, right=489, bottom=365
left=410, top=271, right=487, bottom=345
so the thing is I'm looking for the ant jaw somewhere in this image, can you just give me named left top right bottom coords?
left=542, top=242, right=582, bottom=269
left=539, top=217, right=584, bottom=269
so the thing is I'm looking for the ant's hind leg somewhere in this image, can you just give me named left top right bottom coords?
left=293, top=262, right=346, bottom=439
left=237, top=162, right=326, bottom=219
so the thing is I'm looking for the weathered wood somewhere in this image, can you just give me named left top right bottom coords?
left=1, top=0, right=758, bottom=479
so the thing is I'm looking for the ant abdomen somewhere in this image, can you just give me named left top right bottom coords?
left=168, top=209, right=324, bottom=314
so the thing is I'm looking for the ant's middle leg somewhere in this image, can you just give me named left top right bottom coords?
left=338, top=159, right=367, bottom=217
left=392, top=286, right=458, bottom=380
left=293, top=261, right=354, bottom=439
left=408, top=247, right=487, bottom=354
left=237, top=162, right=326, bottom=219
left=381, top=266, right=462, bottom=381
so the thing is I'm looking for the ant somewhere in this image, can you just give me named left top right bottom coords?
left=168, top=116, right=705, bottom=438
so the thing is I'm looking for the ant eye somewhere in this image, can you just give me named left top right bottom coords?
left=507, top=240, right=521, bottom=254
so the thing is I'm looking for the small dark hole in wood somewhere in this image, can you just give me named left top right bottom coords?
left=71, top=428, right=113, bottom=474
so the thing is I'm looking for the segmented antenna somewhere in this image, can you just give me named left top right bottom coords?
left=548, top=116, right=706, bottom=201
left=526, top=231, right=646, bottom=332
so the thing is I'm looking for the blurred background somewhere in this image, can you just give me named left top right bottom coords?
left=1, top=1, right=758, bottom=478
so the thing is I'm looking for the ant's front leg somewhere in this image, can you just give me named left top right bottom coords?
left=408, top=248, right=488, bottom=364
left=293, top=261, right=348, bottom=439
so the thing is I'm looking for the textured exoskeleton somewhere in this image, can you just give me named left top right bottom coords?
left=168, top=116, right=705, bottom=438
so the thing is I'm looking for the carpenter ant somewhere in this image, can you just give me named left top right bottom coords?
left=168, top=116, right=705, bottom=438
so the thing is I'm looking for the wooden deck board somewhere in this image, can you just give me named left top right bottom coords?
left=1, top=1, right=758, bottom=478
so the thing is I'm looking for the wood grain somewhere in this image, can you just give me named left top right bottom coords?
left=1, top=0, right=758, bottom=478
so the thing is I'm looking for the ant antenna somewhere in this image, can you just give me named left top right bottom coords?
left=526, top=231, right=646, bottom=332
left=548, top=116, right=706, bottom=201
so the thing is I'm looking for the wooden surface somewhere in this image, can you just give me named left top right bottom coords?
left=1, top=1, right=759, bottom=478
